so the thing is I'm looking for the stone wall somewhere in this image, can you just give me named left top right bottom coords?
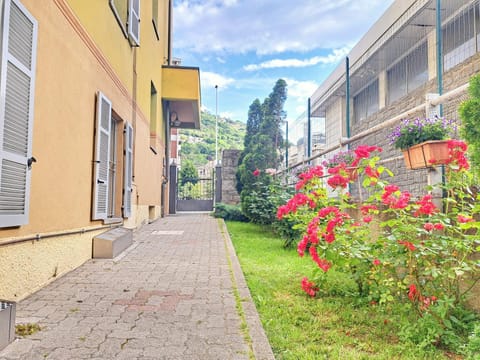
left=221, top=149, right=241, bottom=205
left=348, top=53, right=480, bottom=199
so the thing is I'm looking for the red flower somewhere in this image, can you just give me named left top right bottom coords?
left=398, top=240, right=416, bottom=251
left=414, top=194, right=438, bottom=216
left=327, top=174, right=349, bottom=189
left=360, top=204, right=378, bottom=215
left=301, top=277, right=318, bottom=297
left=423, top=222, right=434, bottom=231
left=433, top=223, right=444, bottom=230
left=373, top=259, right=381, bottom=266
left=317, top=258, right=331, bottom=272
left=408, top=284, right=418, bottom=301
left=295, top=166, right=324, bottom=190
left=457, top=215, right=474, bottom=223
left=446, top=140, right=469, bottom=171
left=253, top=169, right=260, bottom=176
left=365, top=165, right=380, bottom=179
left=297, top=236, right=308, bottom=257
left=363, top=216, right=373, bottom=223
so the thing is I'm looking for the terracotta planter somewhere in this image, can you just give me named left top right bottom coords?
left=402, top=140, right=450, bottom=170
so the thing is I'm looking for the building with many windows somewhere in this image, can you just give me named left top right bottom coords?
left=310, top=0, right=478, bottom=197
left=0, top=0, right=200, bottom=300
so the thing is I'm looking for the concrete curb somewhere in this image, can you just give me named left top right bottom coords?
left=219, top=219, right=276, bottom=360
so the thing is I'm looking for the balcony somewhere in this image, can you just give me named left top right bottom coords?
left=162, top=66, right=201, bottom=130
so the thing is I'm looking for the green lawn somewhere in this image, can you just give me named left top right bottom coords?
left=226, top=221, right=454, bottom=360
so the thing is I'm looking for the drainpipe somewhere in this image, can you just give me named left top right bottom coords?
left=168, top=0, right=173, bottom=65
left=436, top=0, right=443, bottom=116
left=345, top=56, right=351, bottom=142
left=307, top=98, right=311, bottom=161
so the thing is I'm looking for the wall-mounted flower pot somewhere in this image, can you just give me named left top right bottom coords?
left=0, top=300, right=16, bottom=351
left=402, top=140, right=450, bottom=170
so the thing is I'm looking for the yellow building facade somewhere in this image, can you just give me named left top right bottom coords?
left=0, top=0, right=200, bottom=300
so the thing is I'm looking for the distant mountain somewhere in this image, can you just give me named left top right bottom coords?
left=179, top=110, right=245, bottom=166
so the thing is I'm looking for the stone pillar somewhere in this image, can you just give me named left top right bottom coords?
left=215, top=165, right=222, bottom=204
left=221, top=150, right=241, bottom=205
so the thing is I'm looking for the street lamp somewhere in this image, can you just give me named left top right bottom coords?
left=215, top=85, right=218, bottom=165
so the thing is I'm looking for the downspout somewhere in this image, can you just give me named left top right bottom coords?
left=167, top=0, right=172, bottom=65
left=346, top=56, right=352, bottom=195
left=307, top=98, right=311, bottom=161
left=436, top=0, right=443, bottom=116
left=436, top=0, right=446, bottom=204
left=345, top=57, right=351, bottom=141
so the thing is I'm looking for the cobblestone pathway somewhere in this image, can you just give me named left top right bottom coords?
left=0, top=214, right=274, bottom=360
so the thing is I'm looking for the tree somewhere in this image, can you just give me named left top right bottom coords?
left=244, top=99, right=262, bottom=149
left=459, top=74, right=480, bottom=174
left=236, top=79, right=288, bottom=215
left=179, top=160, right=199, bottom=186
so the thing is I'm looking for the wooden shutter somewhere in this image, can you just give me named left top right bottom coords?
left=123, top=122, right=133, bottom=218
left=92, top=92, right=112, bottom=220
left=128, top=0, right=140, bottom=46
left=0, top=0, right=38, bottom=227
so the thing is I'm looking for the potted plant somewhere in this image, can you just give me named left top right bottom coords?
left=388, top=117, right=457, bottom=169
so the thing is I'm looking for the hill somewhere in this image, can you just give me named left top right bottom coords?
left=179, top=110, right=245, bottom=166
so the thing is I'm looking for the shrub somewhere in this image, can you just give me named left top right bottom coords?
left=213, top=203, right=248, bottom=222
left=277, top=142, right=479, bottom=352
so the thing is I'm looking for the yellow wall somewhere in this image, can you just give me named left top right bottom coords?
left=0, top=0, right=174, bottom=300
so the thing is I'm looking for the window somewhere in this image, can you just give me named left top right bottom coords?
left=110, top=0, right=140, bottom=46
left=92, top=92, right=133, bottom=220
left=353, top=80, right=379, bottom=123
left=152, top=0, right=159, bottom=40
left=443, top=5, right=476, bottom=71
left=128, top=0, right=140, bottom=46
left=0, top=0, right=38, bottom=227
left=387, top=42, right=428, bottom=104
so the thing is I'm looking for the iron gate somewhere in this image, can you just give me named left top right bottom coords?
left=176, top=177, right=214, bottom=211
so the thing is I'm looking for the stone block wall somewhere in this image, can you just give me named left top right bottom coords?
left=221, top=149, right=241, bottom=205
left=348, top=53, right=480, bottom=199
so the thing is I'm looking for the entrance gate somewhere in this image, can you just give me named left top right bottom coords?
left=176, top=177, right=214, bottom=212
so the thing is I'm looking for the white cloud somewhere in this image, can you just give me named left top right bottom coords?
left=201, top=71, right=235, bottom=89
left=243, top=47, right=349, bottom=71
left=173, top=0, right=393, bottom=55
left=285, top=78, right=319, bottom=103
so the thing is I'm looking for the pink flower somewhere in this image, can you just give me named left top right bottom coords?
left=414, top=194, right=438, bottom=216
left=457, top=215, right=474, bottom=223
left=252, top=169, right=260, bottom=176
left=373, top=259, right=381, bottom=266
left=363, top=216, right=373, bottom=223
left=423, top=222, right=434, bottom=231
left=301, top=277, right=318, bottom=297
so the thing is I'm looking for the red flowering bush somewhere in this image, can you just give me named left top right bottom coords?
left=279, top=142, right=479, bottom=348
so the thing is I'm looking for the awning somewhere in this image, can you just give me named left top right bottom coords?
left=162, top=66, right=201, bottom=129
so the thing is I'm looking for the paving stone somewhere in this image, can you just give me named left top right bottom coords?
left=0, top=214, right=274, bottom=360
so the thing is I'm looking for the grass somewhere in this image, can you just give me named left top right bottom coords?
left=226, top=221, right=455, bottom=360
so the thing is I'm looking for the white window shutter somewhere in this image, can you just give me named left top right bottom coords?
left=123, top=122, right=133, bottom=218
left=128, top=0, right=140, bottom=46
left=0, top=0, right=38, bottom=227
left=92, top=92, right=111, bottom=220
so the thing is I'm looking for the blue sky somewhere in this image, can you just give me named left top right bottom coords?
left=172, top=0, right=395, bottom=126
